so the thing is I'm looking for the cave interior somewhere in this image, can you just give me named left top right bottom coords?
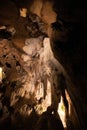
left=0, top=0, right=87, bottom=130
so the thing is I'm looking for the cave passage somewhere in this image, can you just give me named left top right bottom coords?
left=0, top=2, right=84, bottom=129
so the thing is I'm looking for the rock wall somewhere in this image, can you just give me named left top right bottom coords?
left=0, top=0, right=87, bottom=130
left=50, top=0, right=87, bottom=129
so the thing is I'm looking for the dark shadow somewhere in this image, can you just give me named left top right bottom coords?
left=34, top=106, right=64, bottom=130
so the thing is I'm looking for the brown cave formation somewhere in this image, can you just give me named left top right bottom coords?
left=0, top=0, right=87, bottom=130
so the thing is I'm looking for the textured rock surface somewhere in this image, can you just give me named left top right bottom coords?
left=0, top=37, right=67, bottom=130
left=0, top=0, right=87, bottom=130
